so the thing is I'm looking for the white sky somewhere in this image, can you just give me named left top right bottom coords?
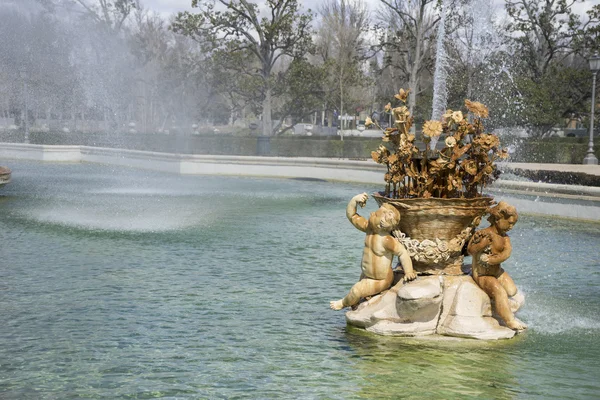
left=142, top=0, right=600, bottom=18
left=141, top=0, right=341, bottom=16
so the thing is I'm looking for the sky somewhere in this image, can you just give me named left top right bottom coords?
left=142, top=0, right=338, bottom=16
left=142, top=0, right=600, bottom=19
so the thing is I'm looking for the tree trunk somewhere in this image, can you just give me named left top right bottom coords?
left=408, top=74, right=418, bottom=122
left=262, top=88, right=272, bottom=136
left=339, top=66, right=344, bottom=130
left=466, top=66, right=473, bottom=102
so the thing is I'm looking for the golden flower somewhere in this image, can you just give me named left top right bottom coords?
left=384, top=102, right=392, bottom=112
left=473, top=133, right=500, bottom=150
left=483, top=165, right=494, bottom=175
left=422, top=120, right=443, bottom=138
left=442, top=109, right=453, bottom=121
left=388, top=154, right=399, bottom=164
left=463, top=160, right=478, bottom=175
left=465, top=100, right=489, bottom=118
left=365, top=116, right=373, bottom=127
left=394, top=88, right=409, bottom=103
left=384, top=173, right=392, bottom=182
left=451, top=111, right=464, bottom=123
left=445, top=136, right=457, bottom=147
left=499, top=148, right=509, bottom=159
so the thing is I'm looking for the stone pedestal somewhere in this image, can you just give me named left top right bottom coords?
left=345, top=272, right=525, bottom=340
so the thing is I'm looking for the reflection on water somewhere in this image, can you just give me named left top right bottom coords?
left=345, top=327, right=521, bottom=399
left=0, top=161, right=599, bottom=399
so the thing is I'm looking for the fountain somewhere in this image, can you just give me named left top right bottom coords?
left=331, top=91, right=527, bottom=339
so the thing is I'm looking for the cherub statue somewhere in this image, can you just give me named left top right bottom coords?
left=467, top=201, right=527, bottom=330
left=330, top=193, right=416, bottom=310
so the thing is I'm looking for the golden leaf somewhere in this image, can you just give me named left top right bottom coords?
left=394, top=88, right=409, bottom=102
left=371, top=151, right=380, bottom=163
left=462, top=160, right=478, bottom=175
left=465, top=99, right=489, bottom=118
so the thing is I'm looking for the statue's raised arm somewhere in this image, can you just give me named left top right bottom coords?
left=346, top=192, right=368, bottom=232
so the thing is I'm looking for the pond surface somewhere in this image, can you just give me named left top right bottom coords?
left=1, top=161, right=599, bottom=399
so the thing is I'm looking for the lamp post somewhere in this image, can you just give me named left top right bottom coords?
left=20, top=69, right=29, bottom=144
left=584, top=53, right=600, bottom=164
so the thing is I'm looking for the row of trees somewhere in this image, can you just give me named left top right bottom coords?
left=2, top=0, right=600, bottom=137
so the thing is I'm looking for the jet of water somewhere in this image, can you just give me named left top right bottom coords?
left=429, top=0, right=451, bottom=150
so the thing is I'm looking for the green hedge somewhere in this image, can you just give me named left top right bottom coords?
left=0, top=131, right=382, bottom=159
left=1, top=130, right=598, bottom=163
left=509, top=140, right=598, bottom=164
left=505, top=168, right=600, bottom=187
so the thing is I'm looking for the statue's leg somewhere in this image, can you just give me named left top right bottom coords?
left=342, top=268, right=394, bottom=307
left=475, top=275, right=525, bottom=330
left=330, top=268, right=393, bottom=310
left=497, top=269, right=518, bottom=297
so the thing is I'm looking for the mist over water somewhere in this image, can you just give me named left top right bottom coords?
left=0, top=0, right=210, bottom=138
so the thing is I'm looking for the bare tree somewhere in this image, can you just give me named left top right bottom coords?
left=378, top=0, right=440, bottom=116
left=69, top=0, right=137, bottom=33
left=316, top=0, right=370, bottom=129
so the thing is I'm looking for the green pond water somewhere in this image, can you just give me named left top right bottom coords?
left=0, top=161, right=599, bottom=399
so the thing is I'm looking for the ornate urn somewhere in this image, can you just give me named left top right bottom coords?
left=373, top=194, right=494, bottom=275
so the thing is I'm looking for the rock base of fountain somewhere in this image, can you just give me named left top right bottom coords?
left=346, top=271, right=524, bottom=340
